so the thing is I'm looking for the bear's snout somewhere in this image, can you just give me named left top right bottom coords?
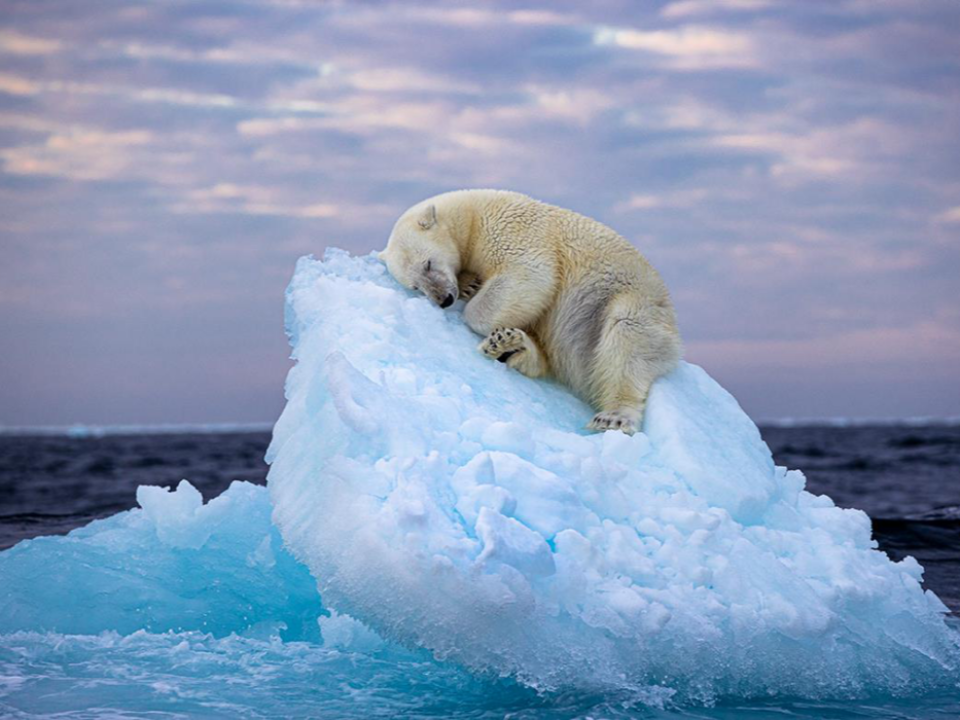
left=421, top=271, right=457, bottom=309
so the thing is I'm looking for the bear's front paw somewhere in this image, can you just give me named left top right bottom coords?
left=479, top=327, right=526, bottom=363
left=587, top=410, right=639, bottom=435
left=457, top=271, right=484, bottom=301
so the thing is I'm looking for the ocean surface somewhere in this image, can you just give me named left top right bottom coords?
left=2, top=424, right=959, bottom=718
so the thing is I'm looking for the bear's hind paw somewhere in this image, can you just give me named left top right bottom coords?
left=587, top=410, right=639, bottom=435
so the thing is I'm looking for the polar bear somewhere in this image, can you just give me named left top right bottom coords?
left=380, top=189, right=681, bottom=433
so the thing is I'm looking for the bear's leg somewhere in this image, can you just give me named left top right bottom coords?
left=463, top=272, right=553, bottom=337
left=478, top=328, right=549, bottom=378
left=586, top=303, right=681, bottom=435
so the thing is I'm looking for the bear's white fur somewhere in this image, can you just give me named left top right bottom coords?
left=380, top=189, right=682, bottom=433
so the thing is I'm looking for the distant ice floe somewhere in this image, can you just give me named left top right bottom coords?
left=757, top=416, right=960, bottom=428
left=0, top=422, right=275, bottom=437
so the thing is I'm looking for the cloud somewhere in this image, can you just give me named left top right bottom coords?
left=0, top=73, right=41, bottom=96
left=614, top=189, right=712, bottom=212
left=0, top=30, right=62, bottom=55
left=0, top=73, right=241, bottom=108
left=935, top=206, right=960, bottom=224
left=446, top=131, right=517, bottom=155
left=0, top=65, right=331, bottom=114
left=660, top=0, right=773, bottom=20
left=1, top=129, right=154, bottom=181
left=619, top=194, right=664, bottom=210
left=173, top=184, right=339, bottom=219
left=236, top=116, right=323, bottom=137
left=709, top=118, right=913, bottom=181
left=507, top=10, right=579, bottom=26
left=340, top=6, right=579, bottom=29
left=594, top=25, right=758, bottom=69
left=343, top=67, right=479, bottom=94
left=310, top=97, right=449, bottom=134
left=525, top=86, right=613, bottom=125
left=97, top=40, right=319, bottom=71
left=688, top=320, right=960, bottom=372
left=0, top=113, right=66, bottom=133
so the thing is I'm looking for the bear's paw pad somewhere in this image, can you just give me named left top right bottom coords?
left=479, top=327, right=526, bottom=362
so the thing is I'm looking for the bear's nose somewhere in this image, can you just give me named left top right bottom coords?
left=440, top=294, right=455, bottom=309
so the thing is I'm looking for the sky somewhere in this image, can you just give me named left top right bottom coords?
left=0, top=0, right=958, bottom=426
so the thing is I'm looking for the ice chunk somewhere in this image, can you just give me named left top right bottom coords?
left=267, top=249, right=960, bottom=701
left=475, top=506, right=556, bottom=577
left=0, top=482, right=322, bottom=641
left=318, top=610, right=386, bottom=652
left=136, top=480, right=222, bottom=549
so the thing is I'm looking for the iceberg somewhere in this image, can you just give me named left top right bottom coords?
left=267, top=249, right=959, bottom=701
left=1, top=248, right=958, bottom=715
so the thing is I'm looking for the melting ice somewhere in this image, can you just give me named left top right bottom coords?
left=2, top=249, right=958, bottom=716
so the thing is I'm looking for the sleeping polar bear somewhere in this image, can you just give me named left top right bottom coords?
left=380, top=190, right=682, bottom=434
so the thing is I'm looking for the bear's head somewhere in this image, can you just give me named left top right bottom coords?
left=380, top=202, right=460, bottom=309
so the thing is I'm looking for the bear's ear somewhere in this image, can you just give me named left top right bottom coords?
left=417, top=204, right=437, bottom=230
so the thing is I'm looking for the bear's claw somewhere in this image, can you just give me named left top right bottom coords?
left=587, top=410, right=639, bottom=435
left=457, top=272, right=484, bottom=301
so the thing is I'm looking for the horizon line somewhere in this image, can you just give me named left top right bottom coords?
left=2, top=416, right=959, bottom=437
